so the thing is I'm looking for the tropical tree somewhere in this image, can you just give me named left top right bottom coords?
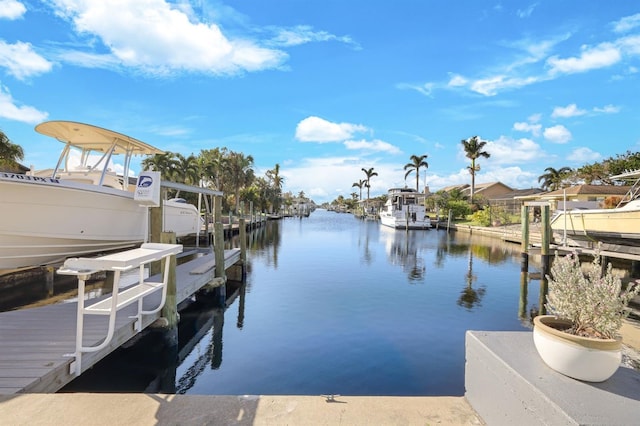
left=575, top=163, right=606, bottom=185
left=352, top=179, right=365, bottom=201
left=0, top=129, right=24, bottom=172
left=141, top=152, right=179, bottom=181
left=361, top=167, right=378, bottom=200
left=223, top=151, right=255, bottom=214
left=265, top=163, right=285, bottom=213
left=461, top=136, right=490, bottom=203
left=199, top=148, right=226, bottom=190
left=538, top=166, right=572, bottom=191
left=403, top=154, right=429, bottom=192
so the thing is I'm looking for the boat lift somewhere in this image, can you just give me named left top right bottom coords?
left=57, top=243, right=182, bottom=376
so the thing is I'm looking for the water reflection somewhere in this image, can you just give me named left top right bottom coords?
left=62, top=211, right=559, bottom=396
left=379, top=227, right=427, bottom=282
left=458, top=250, right=486, bottom=310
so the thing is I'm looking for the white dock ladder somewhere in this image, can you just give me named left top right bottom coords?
left=58, top=243, right=183, bottom=376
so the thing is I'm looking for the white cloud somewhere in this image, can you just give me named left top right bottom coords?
left=447, top=74, right=467, bottom=87
left=469, top=75, right=539, bottom=96
left=485, top=136, right=546, bottom=164
left=613, top=13, right=640, bottom=33
left=513, top=121, right=542, bottom=137
left=0, top=0, right=25, bottom=20
left=528, top=113, right=542, bottom=123
left=48, top=0, right=287, bottom=76
left=343, top=139, right=401, bottom=154
left=593, top=104, right=620, bottom=114
left=295, top=116, right=368, bottom=142
left=269, top=25, right=360, bottom=50
left=617, top=34, right=640, bottom=56
left=396, top=82, right=434, bottom=96
left=568, top=147, right=601, bottom=163
left=0, top=85, right=49, bottom=123
left=547, top=42, right=621, bottom=74
left=551, top=103, right=587, bottom=118
left=0, top=41, right=53, bottom=80
left=543, top=125, right=572, bottom=144
left=480, top=166, right=539, bottom=189
left=517, top=3, right=538, bottom=18
left=280, top=156, right=397, bottom=202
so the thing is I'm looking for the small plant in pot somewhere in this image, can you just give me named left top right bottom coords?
left=533, top=249, right=640, bottom=382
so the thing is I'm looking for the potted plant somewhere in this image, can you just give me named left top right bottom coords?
left=533, top=249, right=640, bottom=382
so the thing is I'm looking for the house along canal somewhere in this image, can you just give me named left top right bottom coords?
left=61, top=208, right=544, bottom=396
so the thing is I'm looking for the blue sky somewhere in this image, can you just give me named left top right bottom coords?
left=1, top=1, right=640, bottom=203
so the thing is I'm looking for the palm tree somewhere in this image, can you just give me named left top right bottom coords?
left=0, top=129, right=24, bottom=172
left=403, top=154, right=429, bottom=192
left=538, top=167, right=572, bottom=191
left=199, top=148, right=226, bottom=190
left=223, top=151, right=255, bottom=214
left=351, top=179, right=365, bottom=201
left=141, top=152, right=179, bottom=181
left=461, top=136, right=490, bottom=203
left=266, top=163, right=285, bottom=213
left=361, top=167, right=378, bottom=200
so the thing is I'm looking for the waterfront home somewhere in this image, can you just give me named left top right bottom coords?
left=438, top=181, right=514, bottom=202
left=536, top=184, right=632, bottom=211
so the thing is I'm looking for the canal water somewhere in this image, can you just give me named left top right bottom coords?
left=63, top=209, right=543, bottom=396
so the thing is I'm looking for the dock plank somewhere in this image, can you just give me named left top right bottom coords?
left=0, top=249, right=241, bottom=394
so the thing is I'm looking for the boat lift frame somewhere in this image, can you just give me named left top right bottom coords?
left=57, top=243, right=182, bottom=376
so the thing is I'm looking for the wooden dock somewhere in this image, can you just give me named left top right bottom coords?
left=0, top=249, right=240, bottom=394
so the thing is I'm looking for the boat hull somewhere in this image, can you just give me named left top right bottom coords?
left=550, top=204, right=640, bottom=247
left=380, top=212, right=431, bottom=229
left=0, top=175, right=199, bottom=269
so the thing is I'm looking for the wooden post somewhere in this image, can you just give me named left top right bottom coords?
left=44, top=265, right=55, bottom=297
left=160, top=231, right=178, bottom=346
left=539, top=204, right=551, bottom=315
left=519, top=270, right=528, bottom=320
left=239, top=217, right=247, bottom=266
left=214, top=196, right=226, bottom=285
left=520, top=205, right=530, bottom=273
left=149, top=188, right=165, bottom=276
left=447, top=209, right=453, bottom=232
left=541, top=205, right=551, bottom=276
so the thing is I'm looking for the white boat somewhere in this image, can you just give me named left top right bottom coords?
left=0, top=121, right=201, bottom=270
left=379, top=187, right=431, bottom=230
left=550, top=170, right=640, bottom=248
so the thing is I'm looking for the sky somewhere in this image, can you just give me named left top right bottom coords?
left=1, top=1, right=640, bottom=204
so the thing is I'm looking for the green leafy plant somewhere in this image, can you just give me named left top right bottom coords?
left=546, top=250, right=640, bottom=339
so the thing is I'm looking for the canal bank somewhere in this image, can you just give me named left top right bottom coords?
left=0, top=393, right=483, bottom=425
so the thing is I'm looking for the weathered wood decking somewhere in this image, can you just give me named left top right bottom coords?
left=0, top=249, right=240, bottom=394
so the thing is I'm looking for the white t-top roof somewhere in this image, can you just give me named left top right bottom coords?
left=35, top=120, right=163, bottom=156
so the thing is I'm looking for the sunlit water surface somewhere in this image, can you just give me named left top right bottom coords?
left=64, top=209, right=542, bottom=396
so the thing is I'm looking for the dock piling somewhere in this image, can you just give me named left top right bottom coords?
left=160, top=231, right=178, bottom=346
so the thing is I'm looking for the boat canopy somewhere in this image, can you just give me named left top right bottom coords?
left=35, top=121, right=163, bottom=156
left=35, top=120, right=164, bottom=188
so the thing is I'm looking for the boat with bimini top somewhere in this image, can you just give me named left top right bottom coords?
left=0, top=121, right=201, bottom=270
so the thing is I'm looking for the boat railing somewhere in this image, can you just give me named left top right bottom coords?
left=57, top=243, right=183, bottom=376
left=618, top=179, right=640, bottom=207
left=611, top=169, right=640, bottom=208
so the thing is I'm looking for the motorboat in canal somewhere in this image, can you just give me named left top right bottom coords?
left=379, top=187, right=431, bottom=230
left=0, top=120, right=201, bottom=270
left=550, top=170, right=640, bottom=249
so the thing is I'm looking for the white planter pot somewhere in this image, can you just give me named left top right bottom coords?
left=533, top=315, right=621, bottom=382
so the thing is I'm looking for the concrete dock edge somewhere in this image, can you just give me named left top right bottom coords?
left=0, top=393, right=484, bottom=426
left=465, top=330, right=640, bottom=426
